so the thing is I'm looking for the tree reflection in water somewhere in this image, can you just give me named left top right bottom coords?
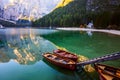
left=43, top=58, right=95, bottom=80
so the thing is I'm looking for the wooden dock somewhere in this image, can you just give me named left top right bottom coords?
left=77, top=52, right=120, bottom=66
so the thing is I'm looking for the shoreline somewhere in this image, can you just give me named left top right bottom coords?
left=56, top=28, right=120, bottom=36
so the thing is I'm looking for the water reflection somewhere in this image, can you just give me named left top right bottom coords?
left=86, top=31, right=92, bottom=36
left=43, top=59, right=94, bottom=80
left=0, top=28, right=57, bottom=65
left=79, top=30, right=93, bottom=36
left=0, top=29, right=97, bottom=80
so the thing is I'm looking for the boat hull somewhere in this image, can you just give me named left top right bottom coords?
left=43, top=53, right=76, bottom=70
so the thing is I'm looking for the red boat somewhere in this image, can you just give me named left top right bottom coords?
left=53, top=49, right=78, bottom=62
left=42, top=53, right=76, bottom=70
left=94, top=63, right=120, bottom=80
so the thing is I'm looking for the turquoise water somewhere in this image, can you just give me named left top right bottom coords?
left=0, top=28, right=120, bottom=80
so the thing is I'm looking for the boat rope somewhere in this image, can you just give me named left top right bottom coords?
left=77, top=52, right=120, bottom=66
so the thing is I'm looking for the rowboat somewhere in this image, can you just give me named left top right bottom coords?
left=94, top=63, right=120, bottom=80
left=53, top=49, right=78, bottom=61
left=42, top=53, right=76, bottom=70
left=43, top=52, right=120, bottom=71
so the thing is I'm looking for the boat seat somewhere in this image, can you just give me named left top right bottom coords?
left=47, top=55, right=52, bottom=58
left=54, top=57, right=61, bottom=60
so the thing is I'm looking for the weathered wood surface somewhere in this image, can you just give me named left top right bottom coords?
left=77, top=52, right=120, bottom=66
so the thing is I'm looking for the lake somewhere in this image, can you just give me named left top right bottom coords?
left=0, top=28, right=120, bottom=80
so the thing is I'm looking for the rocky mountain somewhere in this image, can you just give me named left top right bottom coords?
left=86, top=0, right=120, bottom=12
left=0, top=0, right=61, bottom=21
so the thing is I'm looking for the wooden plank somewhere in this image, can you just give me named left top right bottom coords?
left=77, top=52, right=120, bottom=66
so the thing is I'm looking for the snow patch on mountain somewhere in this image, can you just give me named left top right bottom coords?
left=0, top=0, right=61, bottom=21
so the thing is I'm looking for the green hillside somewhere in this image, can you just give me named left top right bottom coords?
left=33, top=0, right=120, bottom=29
left=33, top=0, right=87, bottom=27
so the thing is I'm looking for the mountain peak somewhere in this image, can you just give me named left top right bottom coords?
left=0, top=0, right=61, bottom=21
left=55, top=0, right=73, bottom=8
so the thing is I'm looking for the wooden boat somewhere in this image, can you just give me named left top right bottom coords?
left=43, top=52, right=120, bottom=71
left=94, top=63, right=120, bottom=80
left=53, top=49, right=78, bottom=62
left=42, top=53, right=76, bottom=70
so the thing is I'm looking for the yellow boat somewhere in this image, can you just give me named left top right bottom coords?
left=94, top=63, right=120, bottom=80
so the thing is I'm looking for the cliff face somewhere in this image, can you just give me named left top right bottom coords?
left=0, top=0, right=61, bottom=21
left=86, top=0, right=120, bottom=12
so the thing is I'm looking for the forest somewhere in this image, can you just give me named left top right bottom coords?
left=33, top=0, right=120, bottom=29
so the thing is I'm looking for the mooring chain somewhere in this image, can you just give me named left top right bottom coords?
left=77, top=52, right=120, bottom=66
